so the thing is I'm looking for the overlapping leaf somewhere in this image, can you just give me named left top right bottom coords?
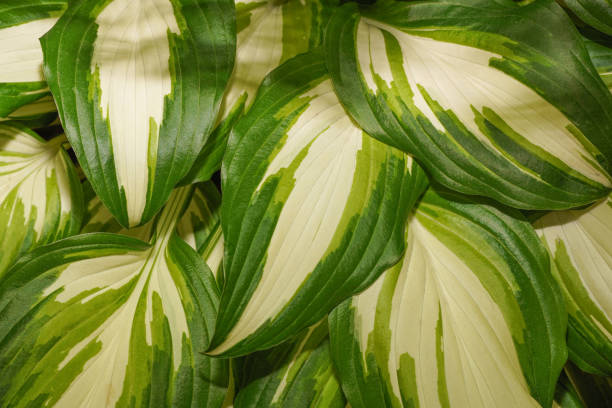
left=234, top=320, right=345, bottom=408
left=0, top=123, right=82, bottom=279
left=325, top=0, right=612, bottom=210
left=329, top=189, right=567, bottom=408
left=82, top=181, right=224, bottom=279
left=584, top=36, right=612, bottom=89
left=0, top=186, right=229, bottom=408
left=0, top=0, right=65, bottom=120
left=562, top=0, right=612, bottom=35
left=41, top=0, right=235, bottom=227
left=535, top=195, right=612, bottom=376
left=184, top=0, right=337, bottom=185
left=207, top=51, right=428, bottom=357
left=555, top=362, right=612, bottom=407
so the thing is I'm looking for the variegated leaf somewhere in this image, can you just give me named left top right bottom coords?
left=535, top=195, right=612, bottom=375
left=0, top=1, right=65, bottom=119
left=325, top=0, right=612, bottom=210
left=0, top=186, right=229, bottom=408
left=329, top=189, right=567, bottom=408
left=220, top=0, right=335, bottom=119
left=234, top=320, right=345, bottom=408
left=0, top=123, right=82, bottom=279
left=207, top=51, right=428, bottom=357
left=184, top=0, right=337, bottom=185
left=82, top=181, right=224, bottom=279
left=41, top=0, right=235, bottom=227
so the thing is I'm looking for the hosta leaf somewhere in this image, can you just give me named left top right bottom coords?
left=208, top=51, right=428, bottom=357
left=535, top=195, right=612, bottom=376
left=562, top=0, right=612, bottom=35
left=184, top=0, right=337, bottom=186
left=82, top=181, right=224, bottom=279
left=0, top=186, right=229, bottom=408
left=233, top=320, right=345, bottom=408
left=329, top=189, right=567, bottom=408
left=0, top=123, right=82, bottom=279
left=41, top=0, right=235, bottom=227
left=0, top=0, right=65, bottom=118
left=220, top=0, right=335, bottom=119
left=325, top=0, right=612, bottom=210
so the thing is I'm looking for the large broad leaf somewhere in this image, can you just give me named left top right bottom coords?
left=82, top=181, right=224, bottom=279
left=535, top=195, right=612, bottom=376
left=183, top=0, right=337, bottom=186
left=0, top=1, right=65, bottom=118
left=41, top=0, right=235, bottom=227
left=0, top=186, right=229, bottom=408
left=562, top=0, right=612, bottom=35
left=329, top=189, right=567, bottom=408
left=233, top=320, right=345, bottom=408
left=325, top=0, right=612, bottom=210
left=207, top=51, right=428, bottom=357
left=0, top=123, right=82, bottom=279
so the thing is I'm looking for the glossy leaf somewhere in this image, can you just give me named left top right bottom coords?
left=208, top=51, right=429, bottom=357
left=329, top=189, right=567, bottom=408
left=0, top=186, right=229, bottom=408
left=0, top=123, right=82, bottom=279
left=41, top=0, right=235, bottom=227
left=535, top=195, right=612, bottom=375
left=234, top=320, right=345, bottom=408
left=325, top=0, right=612, bottom=210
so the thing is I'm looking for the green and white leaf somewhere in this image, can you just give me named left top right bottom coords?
left=0, top=186, right=229, bottom=408
left=0, top=0, right=65, bottom=119
left=219, top=0, right=335, bottom=119
left=535, top=195, right=612, bottom=375
left=329, top=189, right=567, bottom=408
left=562, top=0, right=612, bottom=35
left=41, top=0, right=235, bottom=227
left=184, top=0, right=337, bottom=186
left=233, top=320, right=345, bottom=408
left=0, top=123, right=82, bottom=279
left=208, top=51, right=428, bottom=357
left=82, top=181, right=224, bottom=279
left=325, top=0, right=612, bottom=210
